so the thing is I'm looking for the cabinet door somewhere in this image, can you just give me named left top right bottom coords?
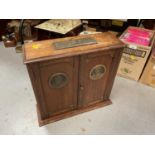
left=39, top=57, right=78, bottom=116
left=78, top=51, right=114, bottom=107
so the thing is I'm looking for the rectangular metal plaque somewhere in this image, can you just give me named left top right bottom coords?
left=53, top=37, right=97, bottom=50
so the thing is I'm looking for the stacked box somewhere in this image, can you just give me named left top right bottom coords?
left=140, top=46, right=155, bottom=88
left=117, top=26, right=155, bottom=81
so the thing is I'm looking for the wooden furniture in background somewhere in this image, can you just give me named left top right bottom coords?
left=24, top=32, right=125, bottom=126
left=35, top=19, right=82, bottom=40
left=0, top=19, right=11, bottom=41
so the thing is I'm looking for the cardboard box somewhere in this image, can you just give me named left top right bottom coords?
left=117, top=26, right=155, bottom=81
left=140, top=49, right=155, bottom=88
left=112, top=20, right=124, bottom=27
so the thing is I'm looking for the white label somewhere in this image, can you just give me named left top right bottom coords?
left=128, top=45, right=137, bottom=50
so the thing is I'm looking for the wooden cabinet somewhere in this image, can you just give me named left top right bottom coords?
left=24, top=32, right=125, bottom=126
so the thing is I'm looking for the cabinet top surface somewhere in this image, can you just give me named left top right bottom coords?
left=24, top=32, right=125, bottom=63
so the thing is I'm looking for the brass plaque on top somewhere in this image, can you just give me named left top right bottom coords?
left=90, top=65, right=106, bottom=80
left=53, top=37, right=97, bottom=50
left=49, top=73, right=68, bottom=88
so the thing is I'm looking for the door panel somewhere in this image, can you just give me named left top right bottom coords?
left=39, top=57, right=78, bottom=116
left=78, top=51, right=114, bottom=107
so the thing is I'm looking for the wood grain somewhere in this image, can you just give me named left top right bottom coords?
left=78, top=50, right=114, bottom=107
left=39, top=57, right=78, bottom=117
left=24, top=32, right=125, bottom=63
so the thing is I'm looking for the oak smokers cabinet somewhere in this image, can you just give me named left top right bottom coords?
left=24, top=32, right=124, bottom=126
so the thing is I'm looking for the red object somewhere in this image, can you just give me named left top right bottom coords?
left=122, top=27, right=153, bottom=46
left=127, top=27, right=152, bottom=38
left=123, top=33, right=150, bottom=46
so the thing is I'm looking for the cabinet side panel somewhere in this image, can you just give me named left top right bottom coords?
left=26, top=63, right=49, bottom=119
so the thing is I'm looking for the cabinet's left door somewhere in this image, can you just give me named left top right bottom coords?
left=39, top=57, right=79, bottom=117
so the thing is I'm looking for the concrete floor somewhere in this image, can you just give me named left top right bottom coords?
left=0, top=42, right=155, bottom=135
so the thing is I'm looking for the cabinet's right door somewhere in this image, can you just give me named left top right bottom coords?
left=78, top=50, right=114, bottom=107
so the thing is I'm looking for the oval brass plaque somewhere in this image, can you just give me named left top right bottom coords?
left=49, top=73, right=68, bottom=88
left=90, top=65, right=106, bottom=80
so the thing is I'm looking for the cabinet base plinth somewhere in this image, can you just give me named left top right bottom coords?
left=37, top=100, right=112, bottom=127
